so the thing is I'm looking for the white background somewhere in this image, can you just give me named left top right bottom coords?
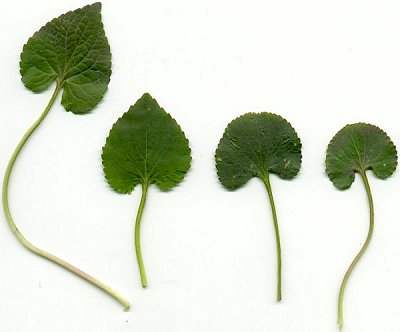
left=1, top=1, right=400, bottom=331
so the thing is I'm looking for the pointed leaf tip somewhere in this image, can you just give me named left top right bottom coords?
left=102, top=94, right=191, bottom=194
left=20, top=2, right=111, bottom=113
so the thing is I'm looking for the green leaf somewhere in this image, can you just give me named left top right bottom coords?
left=3, top=3, right=130, bottom=309
left=215, top=112, right=302, bottom=189
left=215, top=112, right=302, bottom=301
left=20, top=2, right=111, bottom=114
left=326, top=123, right=397, bottom=190
left=102, top=93, right=191, bottom=287
left=102, top=93, right=191, bottom=192
left=325, top=123, right=397, bottom=329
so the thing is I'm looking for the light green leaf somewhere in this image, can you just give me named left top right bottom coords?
left=326, top=123, right=397, bottom=190
left=102, top=93, right=191, bottom=287
left=20, top=2, right=111, bottom=113
left=215, top=112, right=302, bottom=302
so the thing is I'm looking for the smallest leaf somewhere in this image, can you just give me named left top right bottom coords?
left=325, top=123, right=398, bottom=190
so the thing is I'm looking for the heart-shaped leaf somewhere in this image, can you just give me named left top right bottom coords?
left=102, top=93, right=191, bottom=287
left=215, top=112, right=302, bottom=301
left=102, top=93, right=191, bottom=192
left=3, top=3, right=128, bottom=310
left=20, top=2, right=111, bottom=113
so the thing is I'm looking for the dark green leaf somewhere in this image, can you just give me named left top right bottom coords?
left=20, top=2, right=111, bottom=113
left=325, top=123, right=398, bottom=190
left=102, top=93, right=191, bottom=193
left=215, top=112, right=302, bottom=301
left=215, top=112, right=302, bottom=189
left=326, top=123, right=397, bottom=328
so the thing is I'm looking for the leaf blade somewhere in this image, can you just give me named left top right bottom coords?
left=20, top=2, right=111, bottom=113
left=325, top=123, right=398, bottom=189
left=102, top=93, right=191, bottom=194
left=215, top=112, right=302, bottom=190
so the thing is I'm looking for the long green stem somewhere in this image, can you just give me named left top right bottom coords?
left=2, top=83, right=130, bottom=310
left=135, top=182, right=149, bottom=288
left=337, top=170, right=374, bottom=329
left=262, top=173, right=282, bottom=302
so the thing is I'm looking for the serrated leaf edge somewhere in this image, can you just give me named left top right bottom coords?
left=19, top=2, right=112, bottom=114
left=325, top=122, right=398, bottom=190
left=102, top=93, right=192, bottom=195
left=215, top=112, right=303, bottom=190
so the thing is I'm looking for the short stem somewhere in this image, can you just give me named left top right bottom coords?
left=135, top=182, right=149, bottom=288
left=337, top=170, right=374, bottom=329
left=262, top=173, right=282, bottom=302
left=2, top=83, right=130, bottom=310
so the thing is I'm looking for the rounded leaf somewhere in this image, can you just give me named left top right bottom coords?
left=102, top=93, right=191, bottom=194
left=325, top=123, right=398, bottom=190
left=20, top=3, right=111, bottom=114
left=215, top=112, right=302, bottom=190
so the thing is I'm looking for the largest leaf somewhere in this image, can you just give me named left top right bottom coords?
left=215, top=112, right=302, bottom=301
left=20, top=2, right=111, bottom=113
left=2, top=3, right=129, bottom=310
left=102, top=93, right=191, bottom=287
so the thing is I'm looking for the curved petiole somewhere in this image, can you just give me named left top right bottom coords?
left=2, top=84, right=130, bottom=310
left=337, top=170, right=374, bottom=329
left=134, top=182, right=149, bottom=288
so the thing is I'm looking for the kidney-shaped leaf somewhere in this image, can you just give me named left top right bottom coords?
left=215, top=112, right=302, bottom=302
left=326, top=123, right=397, bottom=190
left=20, top=2, right=111, bottom=113
left=326, top=123, right=397, bottom=328
left=215, top=112, right=302, bottom=189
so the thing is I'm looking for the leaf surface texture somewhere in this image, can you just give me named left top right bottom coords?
left=20, top=2, right=111, bottom=113
left=102, top=93, right=191, bottom=193
left=326, top=123, right=397, bottom=189
left=215, top=112, right=302, bottom=189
